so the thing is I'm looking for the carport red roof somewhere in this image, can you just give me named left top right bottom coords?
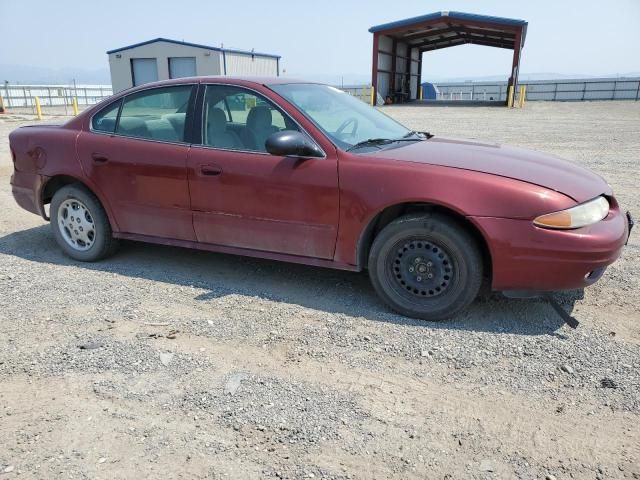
left=369, top=11, right=527, bottom=52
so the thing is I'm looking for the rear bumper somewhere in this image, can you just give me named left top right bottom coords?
left=10, top=170, right=48, bottom=218
left=472, top=206, right=630, bottom=292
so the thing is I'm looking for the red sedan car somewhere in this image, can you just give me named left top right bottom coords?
left=9, top=77, right=633, bottom=320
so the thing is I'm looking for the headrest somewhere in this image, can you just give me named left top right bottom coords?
left=247, top=106, right=273, bottom=130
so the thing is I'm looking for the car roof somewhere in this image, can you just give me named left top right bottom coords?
left=201, top=76, right=315, bottom=86
left=124, top=76, right=318, bottom=91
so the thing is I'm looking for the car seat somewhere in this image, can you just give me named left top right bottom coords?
left=246, top=106, right=279, bottom=151
left=206, top=107, right=242, bottom=149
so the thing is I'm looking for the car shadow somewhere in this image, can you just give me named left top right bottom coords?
left=0, top=225, right=583, bottom=336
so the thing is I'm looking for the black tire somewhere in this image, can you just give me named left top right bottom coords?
left=368, top=213, right=483, bottom=321
left=50, top=183, right=118, bottom=261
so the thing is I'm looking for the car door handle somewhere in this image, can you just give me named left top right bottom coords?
left=200, top=165, right=222, bottom=176
left=91, top=153, right=109, bottom=163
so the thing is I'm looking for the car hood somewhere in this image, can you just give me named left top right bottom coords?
left=368, top=137, right=611, bottom=203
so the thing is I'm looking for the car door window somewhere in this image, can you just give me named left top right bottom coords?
left=91, top=100, right=121, bottom=133
left=116, top=85, right=193, bottom=143
left=201, top=85, right=298, bottom=152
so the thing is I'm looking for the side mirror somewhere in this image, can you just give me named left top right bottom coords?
left=265, top=131, right=324, bottom=159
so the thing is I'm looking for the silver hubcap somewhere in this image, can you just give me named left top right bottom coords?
left=58, top=199, right=96, bottom=251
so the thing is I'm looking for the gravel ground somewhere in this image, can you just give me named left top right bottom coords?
left=0, top=101, right=639, bottom=479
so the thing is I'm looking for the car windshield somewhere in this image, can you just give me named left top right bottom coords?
left=270, top=83, right=414, bottom=150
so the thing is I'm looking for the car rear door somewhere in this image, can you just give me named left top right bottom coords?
left=186, top=83, right=339, bottom=259
left=77, top=84, right=197, bottom=241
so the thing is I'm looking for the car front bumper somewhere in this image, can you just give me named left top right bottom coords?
left=472, top=205, right=631, bottom=292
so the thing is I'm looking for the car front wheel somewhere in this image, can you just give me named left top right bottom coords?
left=50, top=184, right=118, bottom=261
left=368, top=213, right=483, bottom=321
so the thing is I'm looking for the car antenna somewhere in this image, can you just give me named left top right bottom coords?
left=543, top=293, right=580, bottom=329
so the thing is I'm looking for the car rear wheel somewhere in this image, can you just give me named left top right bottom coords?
left=368, top=213, right=483, bottom=321
left=50, top=184, right=118, bottom=261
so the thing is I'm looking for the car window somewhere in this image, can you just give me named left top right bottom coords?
left=270, top=84, right=410, bottom=150
left=116, top=85, right=193, bottom=143
left=92, top=100, right=121, bottom=133
left=201, top=85, right=298, bottom=152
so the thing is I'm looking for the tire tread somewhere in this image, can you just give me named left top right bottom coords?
left=50, top=183, right=118, bottom=262
left=368, top=213, right=483, bottom=321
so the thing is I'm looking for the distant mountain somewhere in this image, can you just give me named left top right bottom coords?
left=0, top=64, right=111, bottom=85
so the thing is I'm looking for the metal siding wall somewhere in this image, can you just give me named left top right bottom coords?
left=377, top=35, right=393, bottom=98
left=396, top=42, right=407, bottom=73
left=395, top=42, right=407, bottom=95
left=410, top=48, right=419, bottom=99
left=378, top=35, right=393, bottom=59
left=224, top=53, right=278, bottom=76
left=410, top=48, right=420, bottom=74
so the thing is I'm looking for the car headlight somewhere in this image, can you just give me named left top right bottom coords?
left=533, top=196, right=610, bottom=229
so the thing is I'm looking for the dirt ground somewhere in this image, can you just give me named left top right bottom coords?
left=0, top=101, right=639, bottom=479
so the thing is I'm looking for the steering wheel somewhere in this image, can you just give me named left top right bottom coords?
left=335, top=117, right=359, bottom=138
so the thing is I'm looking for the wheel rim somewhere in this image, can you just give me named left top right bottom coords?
left=388, top=239, right=454, bottom=299
left=57, top=199, right=96, bottom=251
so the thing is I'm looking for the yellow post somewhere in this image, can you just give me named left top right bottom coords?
left=419, top=86, right=423, bottom=100
left=507, top=85, right=514, bottom=108
left=370, top=86, right=375, bottom=106
left=35, top=96, right=43, bottom=120
left=0, top=94, right=5, bottom=112
left=518, top=85, right=526, bottom=108
left=72, top=97, right=79, bottom=116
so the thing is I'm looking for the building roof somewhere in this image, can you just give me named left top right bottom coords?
left=369, top=11, right=527, bottom=51
left=106, top=37, right=281, bottom=59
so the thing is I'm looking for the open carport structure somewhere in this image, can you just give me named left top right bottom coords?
left=369, top=11, right=527, bottom=104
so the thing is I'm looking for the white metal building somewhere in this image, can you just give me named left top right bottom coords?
left=107, top=38, right=281, bottom=93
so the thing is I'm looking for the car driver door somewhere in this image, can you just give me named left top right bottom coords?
left=186, top=84, right=339, bottom=259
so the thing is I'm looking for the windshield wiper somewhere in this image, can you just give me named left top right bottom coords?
left=346, top=135, right=427, bottom=152
left=403, top=130, right=434, bottom=139
left=346, top=138, right=394, bottom=151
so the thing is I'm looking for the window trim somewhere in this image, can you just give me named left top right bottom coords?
left=192, top=82, right=326, bottom=158
left=89, top=83, right=198, bottom=146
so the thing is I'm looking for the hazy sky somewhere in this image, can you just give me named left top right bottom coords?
left=1, top=0, right=639, bottom=82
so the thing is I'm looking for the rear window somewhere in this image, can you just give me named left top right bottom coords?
left=116, top=85, right=193, bottom=143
